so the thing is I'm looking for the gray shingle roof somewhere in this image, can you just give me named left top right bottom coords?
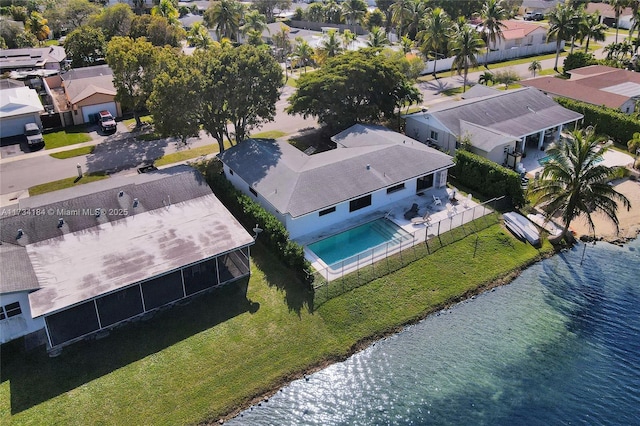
left=0, top=243, right=39, bottom=293
left=219, top=126, right=454, bottom=218
left=428, top=87, right=583, bottom=139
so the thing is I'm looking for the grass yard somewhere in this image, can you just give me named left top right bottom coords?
left=43, top=127, right=92, bottom=150
left=28, top=173, right=108, bottom=196
left=49, top=146, right=95, bottom=159
left=0, top=224, right=553, bottom=425
left=251, top=130, right=288, bottom=139
left=154, top=144, right=219, bottom=166
left=122, top=115, right=154, bottom=129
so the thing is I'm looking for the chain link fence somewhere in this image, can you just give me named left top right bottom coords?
left=312, top=197, right=504, bottom=307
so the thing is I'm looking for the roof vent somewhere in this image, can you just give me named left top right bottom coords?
left=16, top=229, right=23, bottom=239
left=57, top=218, right=64, bottom=228
left=119, top=190, right=124, bottom=197
left=527, top=106, right=536, bottom=113
left=366, top=164, right=371, bottom=170
left=133, top=198, right=139, bottom=208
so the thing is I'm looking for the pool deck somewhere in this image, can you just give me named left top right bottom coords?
left=298, top=187, right=492, bottom=280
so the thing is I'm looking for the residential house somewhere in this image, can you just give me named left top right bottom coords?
left=0, top=46, right=67, bottom=73
left=0, top=86, right=44, bottom=138
left=0, top=165, right=254, bottom=351
left=585, top=2, right=635, bottom=29
left=218, top=124, right=454, bottom=240
left=404, top=86, right=583, bottom=169
left=44, top=64, right=121, bottom=127
left=520, top=0, right=562, bottom=15
left=485, top=20, right=549, bottom=51
left=522, top=65, right=640, bottom=115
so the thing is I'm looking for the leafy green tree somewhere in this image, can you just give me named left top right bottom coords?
left=478, top=70, right=494, bottom=85
left=417, top=7, right=450, bottom=76
left=61, top=0, right=100, bottom=31
left=195, top=45, right=229, bottom=151
left=383, top=48, right=424, bottom=79
left=628, top=132, right=640, bottom=159
left=546, top=1, right=578, bottom=71
left=106, top=36, right=160, bottom=127
left=287, top=48, right=422, bottom=131
left=528, top=59, right=541, bottom=77
left=324, top=0, right=343, bottom=24
left=366, top=26, right=389, bottom=47
left=530, top=128, right=631, bottom=242
left=479, top=0, right=507, bottom=66
left=9, top=5, right=29, bottom=22
left=64, top=26, right=105, bottom=68
left=581, top=11, right=607, bottom=52
left=342, top=28, right=357, bottom=50
left=449, top=21, right=485, bottom=92
left=15, top=30, right=38, bottom=47
left=0, top=36, right=6, bottom=49
left=131, top=14, right=185, bottom=47
left=187, top=21, right=212, bottom=49
left=251, top=0, right=291, bottom=23
left=205, top=0, right=244, bottom=41
left=305, top=3, right=325, bottom=22
left=89, top=4, right=135, bottom=41
left=148, top=54, right=202, bottom=146
left=25, top=11, right=50, bottom=43
left=400, top=35, right=412, bottom=53
left=563, top=51, right=597, bottom=71
left=364, top=8, right=386, bottom=31
left=341, top=0, right=367, bottom=32
left=271, top=24, right=291, bottom=62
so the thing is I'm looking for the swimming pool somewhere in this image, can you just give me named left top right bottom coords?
left=307, top=218, right=413, bottom=269
left=538, top=154, right=603, bottom=166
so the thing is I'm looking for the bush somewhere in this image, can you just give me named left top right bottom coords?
left=198, top=158, right=314, bottom=285
left=563, top=52, right=597, bottom=72
left=454, top=150, right=525, bottom=207
left=556, top=97, right=640, bottom=146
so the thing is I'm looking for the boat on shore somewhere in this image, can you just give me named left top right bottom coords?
left=503, top=212, right=541, bottom=246
left=526, top=213, right=563, bottom=237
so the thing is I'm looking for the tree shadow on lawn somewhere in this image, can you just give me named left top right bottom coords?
left=251, top=242, right=315, bottom=317
left=1, top=279, right=258, bottom=415
left=84, top=133, right=169, bottom=175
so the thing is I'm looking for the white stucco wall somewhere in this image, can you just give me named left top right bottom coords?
left=405, top=116, right=458, bottom=155
left=0, top=291, right=45, bottom=344
left=621, top=98, right=637, bottom=114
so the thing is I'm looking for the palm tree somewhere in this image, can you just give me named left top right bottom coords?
left=610, top=0, right=628, bottom=44
left=628, top=1, right=640, bottom=52
left=568, top=5, right=587, bottom=54
left=449, top=22, right=485, bottom=92
left=241, top=10, right=268, bottom=36
left=581, top=11, right=607, bottom=52
left=25, top=11, right=50, bottom=44
left=316, top=29, right=343, bottom=64
left=324, top=0, right=342, bottom=24
left=205, top=0, right=244, bottom=41
left=546, top=2, right=578, bottom=71
left=478, top=71, right=494, bottom=85
left=152, top=0, right=179, bottom=26
left=404, top=0, right=429, bottom=40
left=528, top=59, right=541, bottom=77
left=530, top=128, right=631, bottom=243
left=400, top=35, right=412, bottom=53
left=479, top=0, right=507, bottom=67
left=187, top=22, right=212, bottom=49
left=341, top=0, right=367, bottom=32
left=417, top=7, right=450, bottom=78
left=389, top=0, right=412, bottom=38
left=342, top=29, right=357, bottom=50
left=366, top=26, right=390, bottom=47
left=292, top=38, right=314, bottom=73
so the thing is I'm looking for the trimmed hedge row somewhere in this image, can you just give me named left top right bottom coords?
left=453, top=150, right=525, bottom=207
left=199, top=159, right=313, bottom=285
left=556, top=97, right=640, bottom=146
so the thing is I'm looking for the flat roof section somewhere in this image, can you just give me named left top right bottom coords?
left=27, top=194, right=255, bottom=318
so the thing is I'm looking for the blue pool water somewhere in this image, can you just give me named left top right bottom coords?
left=307, top=218, right=411, bottom=267
left=230, top=239, right=640, bottom=425
left=539, top=154, right=603, bottom=166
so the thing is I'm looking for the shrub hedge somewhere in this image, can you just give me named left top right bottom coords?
left=198, top=158, right=313, bottom=285
left=556, top=97, right=640, bottom=146
left=453, top=150, right=525, bottom=207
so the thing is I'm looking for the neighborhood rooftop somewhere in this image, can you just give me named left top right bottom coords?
left=0, top=46, right=66, bottom=71
left=218, top=125, right=454, bottom=218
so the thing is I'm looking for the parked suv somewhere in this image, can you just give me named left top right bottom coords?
left=98, top=110, right=117, bottom=133
left=24, top=123, right=44, bottom=148
left=524, top=11, right=544, bottom=21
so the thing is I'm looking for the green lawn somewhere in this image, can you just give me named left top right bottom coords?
left=28, top=173, right=108, bottom=196
left=0, top=223, right=553, bottom=425
left=441, top=86, right=466, bottom=96
left=251, top=130, right=288, bottom=139
left=43, top=127, right=92, bottom=150
left=154, top=144, right=219, bottom=166
left=49, top=146, right=95, bottom=159
left=122, top=115, right=153, bottom=128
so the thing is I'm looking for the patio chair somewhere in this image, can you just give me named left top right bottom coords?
left=404, top=203, right=420, bottom=220
left=432, top=195, right=442, bottom=206
left=463, top=193, right=472, bottom=208
left=410, top=211, right=431, bottom=225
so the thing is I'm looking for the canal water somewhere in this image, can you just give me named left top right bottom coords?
left=229, top=239, right=640, bottom=425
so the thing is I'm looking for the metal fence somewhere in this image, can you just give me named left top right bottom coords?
left=311, top=197, right=503, bottom=307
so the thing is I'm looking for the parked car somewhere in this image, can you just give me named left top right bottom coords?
left=524, top=12, right=544, bottom=21
left=24, top=123, right=44, bottom=148
left=97, top=110, right=117, bottom=133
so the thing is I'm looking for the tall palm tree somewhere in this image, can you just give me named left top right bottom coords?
left=292, top=38, right=314, bottom=73
left=324, top=0, right=342, bottom=24
left=389, top=0, right=412, bottom=38
left=530, top=128, right=631, bottom=243
left=404, top=0, right=429, bottom=40
left=417, top=7, right=450, bottom=78
left=366, top=26, right=390, bottom=47
left=546, top=2, right=578, bottom=71
left=581, top=11, right=607, bottom=52
left=25, top=11, right=50, bottom=44
left=628, top=0, right=640, bottom=52
left=449, top=22, right=485, bottom=92
left=342, top=29, right=357, bottom=50
left=478, top=70, right=494, bottom=85
left=316, top=29, right=343, bottom=63
left=610, top=0, right=629, bottom=44
left=205, top=0, right=244, bottom=41
left=479, top=0, right=507, bottom=67
left=341, top=0, right=367, bottom=32
left=241, top=10, right=268, bottom=36
left=568, top=5, right=587, bottom=54
left=528, top=59, right=541, bottom=77
left=187, top=22, right=212, bottom=49
left=152, top=0, right=179, bottom=26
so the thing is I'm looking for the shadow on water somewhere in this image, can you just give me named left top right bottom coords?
left=251, top=242, right=314, bottom=317
left=0, top=279, right=257, bottom=414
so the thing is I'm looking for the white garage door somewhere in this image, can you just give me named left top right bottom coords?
left=81, top=102, right=117, bottom=123
left=0, top=114, right=42, bottom=138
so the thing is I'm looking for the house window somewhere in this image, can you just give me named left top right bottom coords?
left=416, top=174, right=434, bottom=192
left=249, top=187, right=258, bottom=197
left=349, top=194, right=372, bottom=212
left=430, top=131, right=439, bottom=141
left=0, top=302, right=22, bottom=320
left=319, top=206, right=336, bottom=216
left=386, top=183, right=405, bottom=194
